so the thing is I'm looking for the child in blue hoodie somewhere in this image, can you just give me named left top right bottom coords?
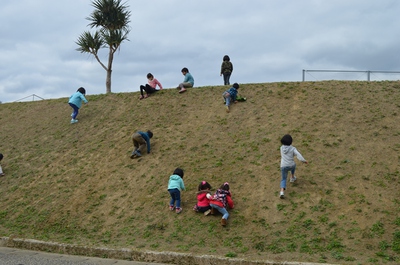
left=167, top=168, right=185, bottom=213
left=68, top=87, right=88, bottom=124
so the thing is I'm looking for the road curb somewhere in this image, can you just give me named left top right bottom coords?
left=0, top=237, right=338, bottom=265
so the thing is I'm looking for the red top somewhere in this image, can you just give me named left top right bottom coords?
left=196, top=191, right=211, bottom=207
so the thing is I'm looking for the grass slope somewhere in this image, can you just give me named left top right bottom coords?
left=0, top=81, right=400, bottom=264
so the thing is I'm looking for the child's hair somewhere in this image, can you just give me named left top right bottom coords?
left=147, top=130, right=153, bottom=138
left=173, top=168, right=184, bottom=179
left=0, top=153, right=3, bottom=161
left=77, top=87, right=86, bottom=95
left=147, top=73, right=153, bottom=79
left=223, top=55, right=230, bottom=61
left=198, top=181, right=212, bottom=191
left=233, top=83, right=239, bottom=89
left=220, top=182, right=230, bottom=191
left=181, top=67, right=189, bottom=73
left=281, top=134, right=293, bottom=146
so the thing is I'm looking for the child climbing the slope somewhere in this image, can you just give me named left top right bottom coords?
left=209, top=182, right=234, bottom=226
left=68, top=87, right=88, bottom=124
left=279, top=134, right=308, bottom=199
left=193, top=181, right=212, bottom=215
left=131, top=130, right=153, bottom=158
left=222, top=83, right=239, bottom=113
left=168, top=168, right=185, bottom=214
left=0, top=153, right=4, bottom=177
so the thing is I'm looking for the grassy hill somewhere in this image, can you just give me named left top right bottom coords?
left=0, top=81, right=399, bottom=264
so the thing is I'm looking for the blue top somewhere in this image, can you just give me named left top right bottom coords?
left=68, top=92, right=88, bottom=108
left=138, top=131, right=151, bottom=153
left=168, top=174, right=185, bottom=191
left=225, top=87, right=238, bottom=102
left=183, top=72, right=194, bottom=86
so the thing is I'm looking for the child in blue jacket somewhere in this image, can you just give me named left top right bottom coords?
left=168, top=168, right=185, bottom=213
left=68, top=87, right=88, bottom=124
left=131, top=130, right=153, bottom=158
left=222, top=83, right=239, bottom=113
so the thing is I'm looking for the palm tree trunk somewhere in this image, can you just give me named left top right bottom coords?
left=106, top=47, right=114, bottom=94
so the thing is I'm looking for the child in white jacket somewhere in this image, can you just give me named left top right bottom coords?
left=279, top=134, right=308, bottom=199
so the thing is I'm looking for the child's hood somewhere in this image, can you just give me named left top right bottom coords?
left=170, top=174, right=182, bottom=181
left=282, top=145, right=295, bottom=154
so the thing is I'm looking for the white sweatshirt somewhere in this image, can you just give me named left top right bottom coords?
left=280, top=145, right=306, bottom=167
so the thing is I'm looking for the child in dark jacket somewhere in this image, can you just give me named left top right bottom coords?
left=193, top=181, right=212, bottom=215
left=209, top=182, right=234, bottom=226
left=222, top=83, right=239, bottom=113
left=220, top=55, right=233, bottom=85
left=167, top=168, right=185, bottom=214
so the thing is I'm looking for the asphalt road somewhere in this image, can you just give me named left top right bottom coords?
left=0, top=247, right=170, bottom=265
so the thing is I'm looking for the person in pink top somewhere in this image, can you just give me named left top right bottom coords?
left=139, top=73, right=163, bottom=99
left=193, top=181, right=212, bottom=215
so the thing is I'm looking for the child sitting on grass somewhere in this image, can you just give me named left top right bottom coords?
left=193, top=181, right=212, bottom=215
left=209, top=182, right=234, bottom=226
left=139, top=73, right=163, bottom=100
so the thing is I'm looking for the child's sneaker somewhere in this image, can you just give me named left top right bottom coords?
left=70, top=119, right=78, bottom=124
left=144, top=94, right=149, bottom=99
left=225, top=105, right=230, bottom=113
left=204, top=209, right=212, bottom=216
left=179, top=88, right=187, bottom=93
left=290, top=176, right=297, bottom=183
left=139, top=95, right=144, bottom=100
left=176, top=207, right=182, bottom=214
left=169, top=205, right=174, bottom=211
left=221, top=218, right=227, bottom=226
left=280, top=191, right=285, bottom=199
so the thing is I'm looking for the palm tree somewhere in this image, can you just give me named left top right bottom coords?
left=76, top=0, right=131, bottom=94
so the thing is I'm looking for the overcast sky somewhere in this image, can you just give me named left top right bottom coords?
left=1, top=0, right=400, bottom=103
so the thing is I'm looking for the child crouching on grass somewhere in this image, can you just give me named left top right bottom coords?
left=209, top=182, right=234, bottom=226
left=222, top=83, right=239, bottom=113
left=193, top=181, right=212, bottom=215
left=168, top=168, right=185, bottom=214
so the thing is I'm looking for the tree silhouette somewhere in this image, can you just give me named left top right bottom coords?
left=76, top=0, right=131, bottom=93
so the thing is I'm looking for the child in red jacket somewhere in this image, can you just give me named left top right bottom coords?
left=193, top=181, right=212, bottom=215
left=209, top=182, right=234, bottom=226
